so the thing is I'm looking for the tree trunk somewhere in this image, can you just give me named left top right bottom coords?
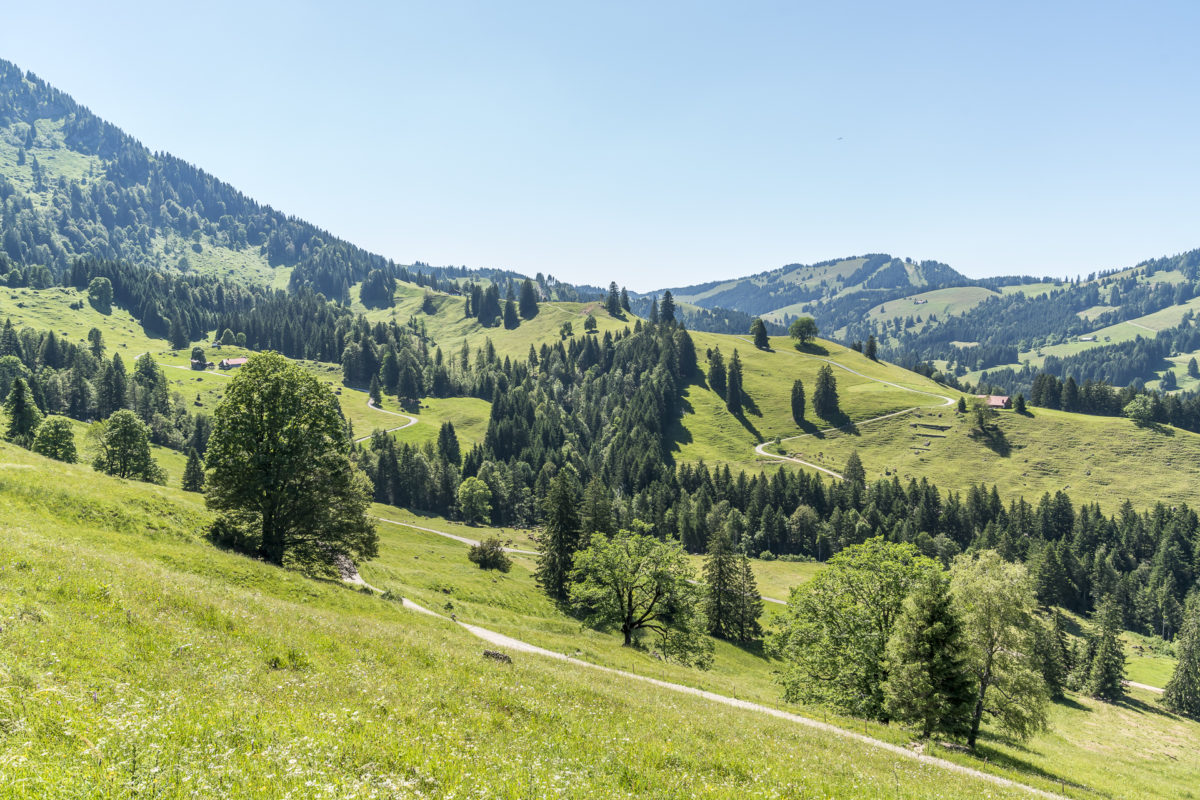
left=622, top=625, right=632, bottom=646
left=968, top=671, right=990, bottom=749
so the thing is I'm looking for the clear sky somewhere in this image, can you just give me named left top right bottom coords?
left=4, top=1, right=1199, bottom=290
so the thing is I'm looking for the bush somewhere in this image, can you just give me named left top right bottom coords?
left=468, top=537, right=512, bottom=572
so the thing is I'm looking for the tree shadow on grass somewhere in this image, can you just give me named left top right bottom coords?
left=793, top=341, right=830, bottom=356
left=741, top=393, right=762, bottom=417
left=970, top=425, right=1011, bottom=456
left=967, top=739, right=1090, bottom=796
left=733, top=410, right=763, bottom=442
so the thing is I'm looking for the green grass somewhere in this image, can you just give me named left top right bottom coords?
left=1, top=442, right=1059, bottom=800
left=773, top=405, right=1200, bottom=514
left=0, top=286, right=162, bottom=354
left=865, top=286, right=999, bottom=324
left=673, top=333, right=960, bottom=471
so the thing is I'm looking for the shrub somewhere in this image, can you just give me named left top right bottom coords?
left=468, top=538, right=512, bottom=572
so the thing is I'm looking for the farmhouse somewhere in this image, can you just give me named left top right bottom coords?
left=219, top=357, right=249, bottom=370
left=1079, top=335, right=1097, bottom=342
left=977, top=394, right=1011, bottom=409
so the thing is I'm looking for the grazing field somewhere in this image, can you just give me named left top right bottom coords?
left=769, top=405, right=1200, bottom=514
left=1, top=441, right=1062, bottom=800
left=673, top=333, right=960, bottom=470
left=866, top=286, right=999, bottom=324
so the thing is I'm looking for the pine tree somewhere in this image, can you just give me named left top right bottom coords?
left=791, top=378, right=805, bottom=425
left=182, top=447, right=205, bottom=492
left=1014, top=393, right=1027, bottom=413
left=504, top=293, right=520, bottom=329
left=750, top=318, right=769, bottom=349
left=703, top=525, right=760, bottom=642
left=884, top=574, right=975, bottom=738
left=1164, top=601, right=1200, bottom=719
left=813, top=364, right=839, bottom=419
left=1086, top=596, right=1127, bottom=701
left=536, top=471, right=582, bottom=601
left=732, top=549, right=763, bottom=642
left=1035, top=544, right=1069, bottom=607
left=3, top=376, right=42, bottom=447
left=649, top=298, right=659, bottom=325
left=707, top=347, right=727, bottom=395
left=368, top=375, right=382, bottom=405
left=865, top=334, right=877, bottom=360
left=957, top=396, right=967, bottom=413
left=725, top=349, right=743, bottom=415
left=437, top=421, right=461, bottom=466
left=620, top=286, right=631, bottom=312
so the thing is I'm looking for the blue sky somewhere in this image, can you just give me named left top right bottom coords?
left=4, top=1, right=1199, bottom=290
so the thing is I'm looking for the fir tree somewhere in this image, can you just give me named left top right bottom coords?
left=582, top=475, right=613, bottom=535
left=1086, top=596, right=1127, bottom=701
left=536, top=471, right=582, bottom=601
left=619, top=286, right=631, bottom=312
left=843, top=451, right=866, bottom=488
left=750, top=318, right=769, bottom=350
left=884, top=574, right=975, bottom=738
left=3, top=376, right=42, bottom=447
left=703, top=525, right=762, bottom=643
left=182, top=447, right=205, bottom=492
left=436, top=421, right=461, bottom=466
left=957, top=396, right=967, bottom=413
left=660, top=291, right=676, bottom=325
left=707, top=347, right=727, bottom=396
left=865, top=334, right=878, bottom=360
left=606, top=282, right=622, bottom=316
left=725, top=349, right=743, bottom=415
left=813, top=364, right=839, bottom=420
left=1164, top=600, right=1200, bottom=719
left=791, top=378, right=805, bottom=425
left=518, top=278, right=539, bottom=319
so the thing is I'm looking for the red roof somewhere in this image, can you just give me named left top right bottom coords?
left=222, top=357, right=248, bottom=366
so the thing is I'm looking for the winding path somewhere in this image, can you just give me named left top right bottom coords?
left=387, top=594, right=1065, bottom=800
left=736, top=338, right=957, bottom=479
left=371, top=513, right=539, bottom=556
left=355, top=399, right=418, bottom=443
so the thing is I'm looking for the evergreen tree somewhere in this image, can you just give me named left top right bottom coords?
left=518, top=278, right=539, bottom=319
left=1163, top=600, right=1200, bottom=719
left=884, top=574, right=975, bottom=738
left=537, top=471, right=582, bottom=601
left=368, top=375, right=382, bottom=406
left=97, top=354, right=128, bottom=419
left=619, top=286, right=631, bottom=312
left=182, top=447, right=205, bottom=492
left=504, top=297, right=520, bottom=329
left=436, top=421, right=461, bottom=466
left=864, top=334, right=878, bottom=360
left=707, top=347, right=727, bottom=395
left=1189, top=357, right=1200, bottom=379
left=168, top=316, right=189, bottom=350
left=1086, top=595, right=1127, bottom=701
left=3, top=376, right=42, bottom=447
left=731, top=548, right=764, bottom=642
left=813, top=364, right=839, bottom=420
left=1014, top=393, right=1027, bottom=413
left=791, top=378, right=805, bottom=425
left=957, top=396, right=967, bottom=413
left=606, top=282, right=622, bottom=316
left=582, top=475, right=614, bottom=535
left=750, top=318, right=769, bottom=349
left=659, top=291, right=676, bottom=325
left=649, top=297, right=659, bottom=325
left=703, top=526, right=739, bottom=640
left=725, top=349, right=743, bottom=415
left=844, top=450, right=866, bottom=487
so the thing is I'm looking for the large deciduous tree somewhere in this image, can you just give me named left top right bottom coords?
left=788, top=316, right=818, bottom=346
left=204, top=353, right=376, bottom=573
left=772, top=538, right=941, bottom=720
left=570, top=529, right=712, bottom=667
left=950, top=551, right=1049, bottom=749
left=31, top=415, right=76, bottom=462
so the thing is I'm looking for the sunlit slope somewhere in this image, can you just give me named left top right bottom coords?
left=772, top=404, right=1200, bottom=514
left=673, top=333, right=961, bottom=470
left=0, top=441, right=1049, bottom=800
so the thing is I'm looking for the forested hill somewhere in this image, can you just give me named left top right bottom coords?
left=647, top=254, right=973, bottom=330
left=0, top=59, right=553, bottom=302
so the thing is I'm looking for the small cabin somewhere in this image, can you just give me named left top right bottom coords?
left=219, top=357, right=249, bottom=370
left=977, top=394, right=1011, bottom=410
left=1079, top=335, right=1097, bottom=342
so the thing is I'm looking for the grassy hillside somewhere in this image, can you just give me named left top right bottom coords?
left=767, top=404, right=1200, bottom=514
left=2, top=441, right=1062, bottom=800
left=673, top=333, right=960, bottom=470
left=4, top=442, right=1200, bottom=798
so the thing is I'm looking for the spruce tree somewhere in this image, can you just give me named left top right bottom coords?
left=660, top=291, right=676, bottom=325
left=518, top=278, right=539, bottom=319
left=436, top=421, right=461, bottom=466
left=3, top=376, right=42, bottom=447
left=750, top=318, right=769, bottom=350
left=725, top=349, right=743, bottom=414
left=182, top=447, right=205, bottom=492
left=504, top=296, right=520, bottom=330
left=813, top=364, right=839, bottom=420
left=884, top=574, right=975, bottom=738
left=791, top=378, right=805, bottom=425
left=703, top=526, right=738, bottom=639
left=1086, top=596, right=1127, bottom=701
left=707, top=347, right=727, bottom=395
left=732, top=549, right=764, bottom=642
left=536, top=471, right=582, bottom=601
left=1163, top=601, right=1200, bottom=718
left=843, top=450, right=866, bottom=487
left=606, top=282, right=621, bottom=316
left=582, top=475, right=613, bottom=535
left=619, top=286, right=631, bottom=312
left=957, top=396, right=967, bottom=413
left=864, top=334, right=878, bottom=360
